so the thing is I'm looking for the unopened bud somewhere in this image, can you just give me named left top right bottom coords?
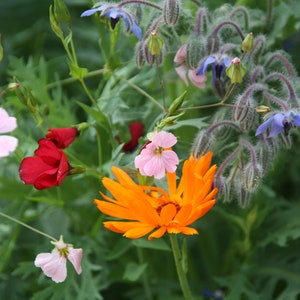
left=69, top=166, right=87, bottom=175
left=163, top=0, right=181, bottom=26
left=243, top=162, right=262, bottom=192
left=242, top=32, right=254, bottom=53
left=226, top=57, right=246, bottom=83
left=191, top=130, right=214, bottom=158
left=7, top=82, right=20, bottom=91
left=232, top=96, right=255, bottom=131
left=147, top=30, right=164, bottom=56
left=237, top=187, right=252, bottom=208
left=168, top=90, right=186, bottom=114
left=255, top=105, right=270, bottom=113
left=206, top=34, right=220, bottom=54
left=53, top=0, right=70, bottom=23
left=135, top=41, right=146, bottom=68
left=186, top=37, right=206, bottom=69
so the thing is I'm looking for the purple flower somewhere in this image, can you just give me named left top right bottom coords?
left=255, top=111, right=300, bottom=137
left=197, top=55, right=231, bottom=83
left=81, top=4, right=142, bottom=40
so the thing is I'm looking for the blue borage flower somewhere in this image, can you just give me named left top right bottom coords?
left=255, top=111, right=300, bottom=137
left=197, top=55, right=231, bottom=83
left=81, top=3, right=142, bottom=40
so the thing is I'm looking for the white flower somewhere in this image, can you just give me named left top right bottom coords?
left=0, top=107, right=18, bottom=158
left=34, top=236, right=83, bottom=283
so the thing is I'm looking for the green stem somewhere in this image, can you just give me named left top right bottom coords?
left=0, top=211, right=57, bottom=242
left=113, top=73, right=165, bottom=111
left=169, top=235, right=194, bottom=300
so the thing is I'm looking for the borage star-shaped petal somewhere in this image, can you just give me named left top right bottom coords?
left=81, top=4, right=142, bottom=40
left=255, top=111, right=300, bottom=137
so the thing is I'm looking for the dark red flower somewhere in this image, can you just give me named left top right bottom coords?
left=46, top=127, right=79, bottom=149
left=122, top=122, right=144, bottom=152
left=19, top=139, right=71, bottom=190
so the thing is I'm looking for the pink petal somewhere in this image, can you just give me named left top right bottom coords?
left=34, top=252, right=67, bottom=283
left=175, top=65, right=189, bottom=86
left=0, top=108, right=17, bottom=133
left=0, top=136, right=18, bottom=157
left=161, top=150, right=179, bottom=173
left=67, top=247, right=83, bottom=275
left=188, top=70, right=207, bottom=88
left=143, top=155, right=166, bottom=179
left=174, top=44, right=187, bottom=63
left=152, top=131, right=177, bottom=148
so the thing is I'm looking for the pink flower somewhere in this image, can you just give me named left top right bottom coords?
left=34, top=236, right=82, bottom=283
left=134, top=131, right=179, bottom=179
left=174, top=44, right=207, bottom=89
left=0, top=108, right=18, bottom=158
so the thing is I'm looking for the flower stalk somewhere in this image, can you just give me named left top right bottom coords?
left=170, top=235, right=194, bottom=300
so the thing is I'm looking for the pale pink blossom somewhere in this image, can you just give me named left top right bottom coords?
left=34, top=236, right=82, bottom=283
left=0, top=107, right=18, bottom=158
left=135, top=131, right=179, bottom=179
left=174, top=44, right=207, bottom=89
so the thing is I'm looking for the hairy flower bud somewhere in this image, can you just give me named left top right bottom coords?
left=135, top=41, right=146, bottom=68
left=237, top=187, right=252, bottom=208
left=206, top=34, right=220, bottom=54
left=186, top=37, right=206, bottom=69
left=163, top=0, right=181, bottom=26
left=243, top=162, right=262, bottom=192
left=232, top=96, right=256, bottom=131
left=191, top=130, right=214, bottom=158
left=241, top=32, right=254, bottom=53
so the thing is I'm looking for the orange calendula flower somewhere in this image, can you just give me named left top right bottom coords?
left=94, top=152, right=218, bottom=240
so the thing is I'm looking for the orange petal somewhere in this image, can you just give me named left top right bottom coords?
left=148, top=226, right=167, bottom=240
left=160, top=203, right=177, bottom=224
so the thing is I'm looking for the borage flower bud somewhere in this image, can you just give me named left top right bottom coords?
left=232, top=96, right=256, bottom=131
left=226, top=57, right=246, bottom=84
left=186, top=37, right=206, bottom=69
left=237, top=187, right=252, bottom=208
left=135, top=41, right=146, bottom=68
left=255, top=105, right=270, bottom=113
left=243, top=162, right=262, bottom=191
left=163, top=0, right=181, bottom=26
left=242, top=32, right=254, bottom=53
left=191, top=130, right=214, bottom=158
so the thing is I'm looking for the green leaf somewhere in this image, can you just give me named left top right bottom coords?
left=123, top=262, right=148, bottom=281
left=132, top=238, right=171, bottom=251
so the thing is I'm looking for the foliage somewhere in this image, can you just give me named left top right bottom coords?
left=1, top=0, right=300, bottom=299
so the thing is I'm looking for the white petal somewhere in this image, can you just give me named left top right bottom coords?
left=67, top=247, right=83, bottom=275
left=34, top=252, right=67, bottom=283
left=0, top=136, right=18, bottom=158
left=0, top=108, right=17, bottom=133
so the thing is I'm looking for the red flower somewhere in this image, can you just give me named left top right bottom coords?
left=19, top=139, right=71, bottom=190
left=122, top=122, right=144, bottom=152
left=46, top=128, right=79, bottom=149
